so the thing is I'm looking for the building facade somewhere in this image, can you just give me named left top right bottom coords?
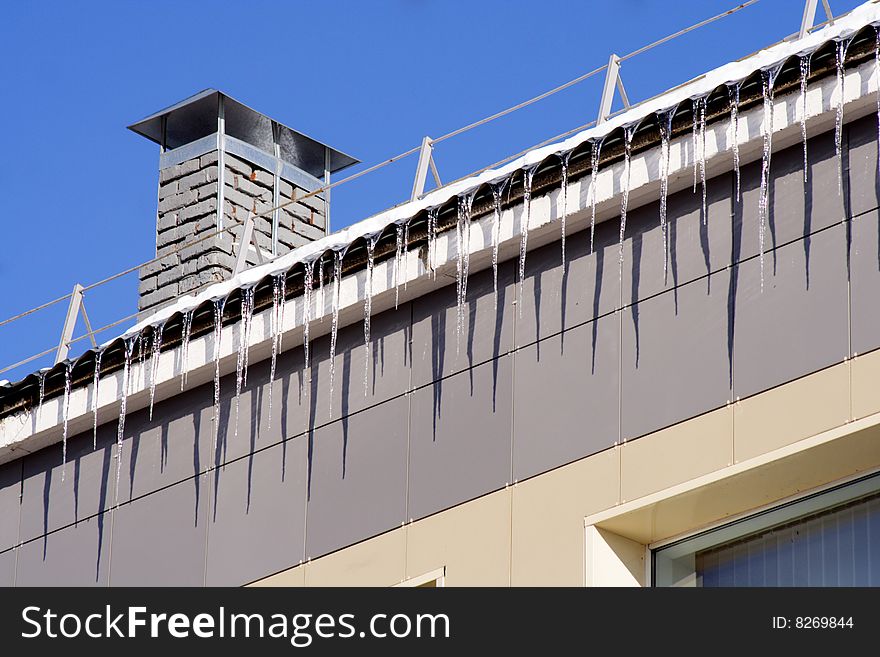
left=2, top=7, right=880, bottom=587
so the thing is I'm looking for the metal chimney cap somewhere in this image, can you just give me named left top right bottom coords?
left=127, top=89, right=359, bottom=178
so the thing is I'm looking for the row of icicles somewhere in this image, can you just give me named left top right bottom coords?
left=34, top=30, right=878, bottom=504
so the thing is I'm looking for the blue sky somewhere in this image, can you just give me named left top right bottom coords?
left=0, top=0, right=866, bottom=380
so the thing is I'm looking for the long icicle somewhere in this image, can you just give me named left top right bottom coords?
left=692, top=98, right=701, bottom=193
left=835, top=39, right=850, bottom=197
left=148, top=322, right=164, bottom=421
left=329, top=250, right=343, bottom=417
left=403, top=221, right=410, bottom=291
left=759, top=67, right=780, bottom=292
left=211, top=298, right=225, bottom=460
left=729, top=83, right=742, bottom=202
left=303, top=259, right=314, bottom=378
left=61, top=360, right=73, bottom=483
left=800, top=54, right=811, bottom=184
left=698, top=96, right=708, bottom=224
left=37, top=369, right=46, bottom=423
left=517, top=166, right=538, bottom=318
left=559, top=150, right=572, bottom=266
left=490, top=178, right=508, bottom=310
left=619, top=124, right=637, bottom=288
left=364, top=236, right=377, bottom=396
left=179, top=309, right=193, bottom=392
left=394, top=223, right=405, bottom=308
left=427, top=207, right=439, bottom=279
left=233, top=286, right=255, bottom=441
left=657, top=109, right=674, bottom=281
left=116, top=335, right=136, bottom=508
left=457, top=191, right=476, bottom=343
left=589, top=139, right=603, bottom=253
left=268, top=272, right=286, bottom=430
left=92, top=349, right=102, bottom=449
left=876, top=28, right=880, bottom=177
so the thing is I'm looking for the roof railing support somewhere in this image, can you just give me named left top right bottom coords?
left=232, top=210, right=268, bottom=276
left=597, top=54, right=630, bottom=125
left=799, top=0, right=834, bottom=39
left=55, top=283, right=97, bottom=364
left=410, top=136, right=442, bottom=201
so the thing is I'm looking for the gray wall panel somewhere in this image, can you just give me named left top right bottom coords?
left=0, top=548, right=14, bottom=586
left=19, top=425, right=116, bottom=543
left=305, top=396, right=409, bottom=559
left=408, top=356, right=513, bottom=521
left=109, top=474, right=208, bottom=586
left=623, top=173, right=733, bottom=304
left=622, top=268, right=732, bottom=440
left=309, top=304, right=412, bottom=429
left=516, top=218, right=620, bottom=347
left=0, top=460, right=20, bottom=552
left=513, top=316, right=619, bottom=481
left=411, top=262, right=515, bottom=388
left=735, top=133, right=843, bottom=264
left=16, top=513, right=110, bottom=586
left=118, top=381, right=213, bottom=504
left=733, top=223, right=849, bottom=399
left=850, top=209, right=880, bottom=355
left=847, top=114, right=880, bottom=218
left=206, top=438, right=307, bottom=586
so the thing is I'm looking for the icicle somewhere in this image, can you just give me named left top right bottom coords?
left=834, top=39, right=849, bottom=197
left=61, top=361, right=73, bottom=483
left=233, top=286, right=255, bottom=441
left=729, top=83, right=742, bottom=202
left=303, top=259, right=315, bottom=374
left=427, top=207, right=439, bottom=279
left=800, top=54, right=811, bottom=184
left=179, top=309, right=193, bottom=392
left=138, top=331, right=149, bottom=391
left=36, top=369, right=46, bottom=423
left=211, top=298, right=225, bottom=457
left=588, top=139, right=603, bottom=253
left=517, top=166, right=538, bottom=318
left=490, top=178, right=507, bottom=310
left=268, top=272, right=286, bottom=430
left=455, top=191, right=477, bottom=341
left=394, top=223, right=405, bottom=308
left=329, top=250, right=343, bottom=417
left=698, top=96, right=708, bottom=224
left=317, top=257, right=326, bottom=320
left=759, top=67, right=780, bottom=292
left=364, top=237, right=377, bottom=396
left=876, top=29, right=880, bottom=177
left=115, top=335, right=136, bottom=508
left=559, top=150, right=572, bottom=266
left=657, top=109, right=674, bottom=281
left=618, top=124, right=638, bottom=286
left=92, top=349, right=102, bottom=449
left=148, top=323, right=164, bottom=422
left=692, top=98, right=701, bottom=193
left=403, top=222, right=410, bottom=291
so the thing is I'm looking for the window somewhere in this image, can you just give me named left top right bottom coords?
left=653, top=472, right=880, bottom=587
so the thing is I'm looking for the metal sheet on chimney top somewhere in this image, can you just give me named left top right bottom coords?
left=163, top=92, right=218, bottom=150
left=224, top=98, right=274, bottom=154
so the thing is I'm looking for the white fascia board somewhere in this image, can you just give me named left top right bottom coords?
left=0, top=55, right=877, bottom=465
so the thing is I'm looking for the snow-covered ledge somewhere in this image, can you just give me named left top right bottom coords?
left=0, top=53, right=877, bottom=467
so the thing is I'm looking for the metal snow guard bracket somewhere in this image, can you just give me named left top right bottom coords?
left=127, top=89, right=360, bottom=180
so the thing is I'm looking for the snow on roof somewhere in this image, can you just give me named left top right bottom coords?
left=6, top=0, right=880, bottom=399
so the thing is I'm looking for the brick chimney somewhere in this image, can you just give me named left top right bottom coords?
left=129, top=90, right=358, bottom=314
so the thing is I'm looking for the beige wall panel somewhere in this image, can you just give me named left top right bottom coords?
left=852, top=350, right=880, bottom=420
left=733, top=363, right=849, bottom=462
left=304, top=528, right=406, bottom=587
left=405, top=488, right=512, bottom=587
left=249, top=564, right=305, bottom=587
left=601, top=422, right=880, bottom=545
left=621, top=407, right=733, bottom=502
left=511, top=447, right=619, bottom=586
